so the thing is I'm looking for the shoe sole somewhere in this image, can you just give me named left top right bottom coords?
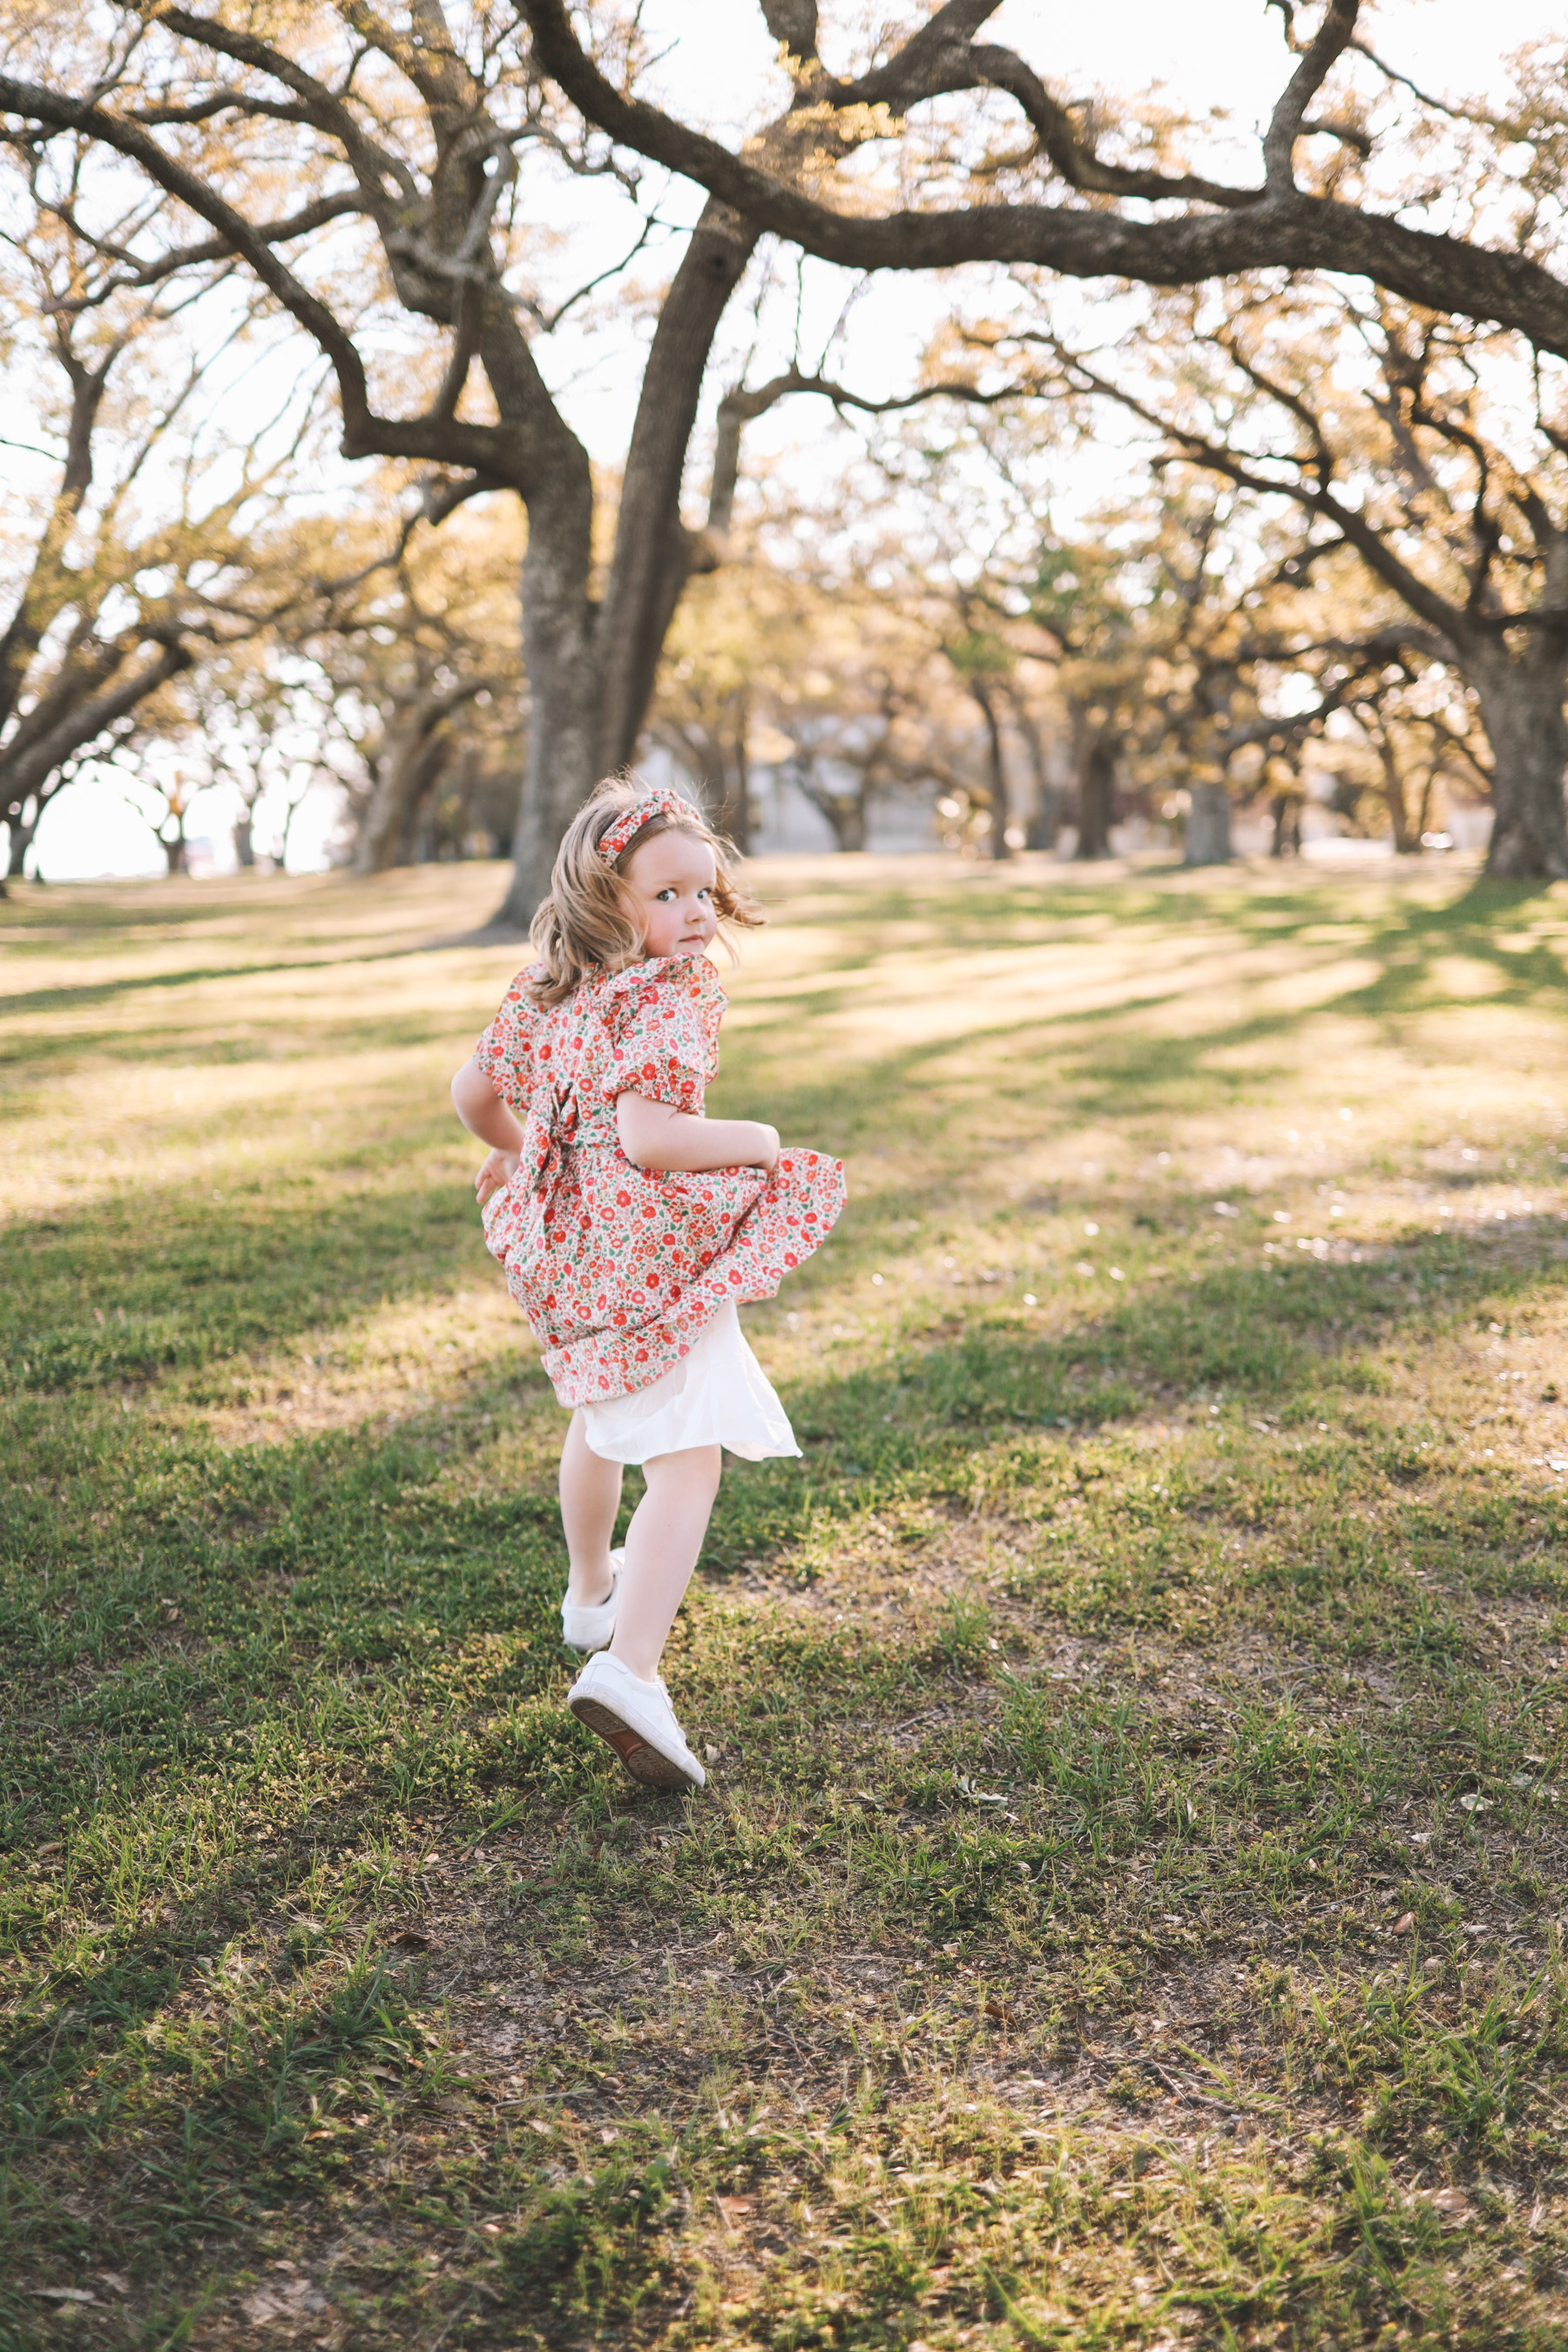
left=569, top=1694, right=702, bottom=1791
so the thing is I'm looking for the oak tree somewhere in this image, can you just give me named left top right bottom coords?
left=14, top=0, right=1568, bottom=892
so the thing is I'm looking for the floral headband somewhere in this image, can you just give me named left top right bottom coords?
left=595, top=791, right=694, bottom=868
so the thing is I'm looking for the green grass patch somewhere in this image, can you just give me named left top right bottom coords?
left=3, top=855, right=1568, bottom=2346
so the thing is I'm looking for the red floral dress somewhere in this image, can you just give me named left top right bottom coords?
left=474, top=955, right=846, bottom=1406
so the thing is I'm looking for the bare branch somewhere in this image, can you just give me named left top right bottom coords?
left=515, top=0, right=1568, bottom=360
left=703, top=363, right=1021, bottom=544
left=42, top=190, right=369, bottom=310
left=1263, top=0, right=1359, bottom=192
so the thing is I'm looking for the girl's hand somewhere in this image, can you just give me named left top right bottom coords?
left=475, top=1146, right=521, bottom=1206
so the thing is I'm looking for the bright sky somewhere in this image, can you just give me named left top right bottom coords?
left=21, top=0, right=1568, bottom=882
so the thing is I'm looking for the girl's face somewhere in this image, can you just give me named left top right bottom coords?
left=622, top=828, right=720, bottom=959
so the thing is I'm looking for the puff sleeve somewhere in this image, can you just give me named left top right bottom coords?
left=473, top=965, right=541, bottom=1116
left=601, top=956, right=726, bottom=1115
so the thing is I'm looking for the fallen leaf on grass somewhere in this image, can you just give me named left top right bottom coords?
left=1429, top=2188, right=1473, bottom=2221
left=391, top=1930, right=432, bottom=1949
left=1457, top=1793, right=1492, bottom=1813
left=1392, top=1911, right=1416, bottom=1936
left=240, top=2280, right=328, bottom=2323
left=32, top=2289, right=98, bottom=2304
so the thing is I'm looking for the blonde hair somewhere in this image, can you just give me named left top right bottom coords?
left=526, top=774, right=763, bottom=1006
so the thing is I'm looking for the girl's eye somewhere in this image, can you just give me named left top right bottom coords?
left=656, top=888, right=676, bottom=901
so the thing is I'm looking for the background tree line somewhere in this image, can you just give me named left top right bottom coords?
left=2, top=2, right=1565, bottom=896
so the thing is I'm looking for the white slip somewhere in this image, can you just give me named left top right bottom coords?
left=578, top=1300, right=800, bottom=1464
left=560, top=1547, right=625, bottom=1652
left=566, top=1650, right=706, bottom=1792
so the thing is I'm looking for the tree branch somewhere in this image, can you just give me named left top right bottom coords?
left=1262, top=0, right=1358, bottom=192
left=42, top=190, right=369, bottom=309
left=703, top=362, right=1024, bottom=543
left=0, top=72, right=377, bottom=440
left=515, top=0, right=1568, bottom=361
left=0, top=640, right=193, bottom=809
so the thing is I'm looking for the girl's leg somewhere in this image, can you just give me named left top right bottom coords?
left=610, top=1444, right=722, bottom=1683
left=559, top=1410, right=622, bottom=1607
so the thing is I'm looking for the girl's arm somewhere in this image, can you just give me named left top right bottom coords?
left=618, top=1091, right=780, bottom=1176
left=452, top=1057, right=525, bottom=1205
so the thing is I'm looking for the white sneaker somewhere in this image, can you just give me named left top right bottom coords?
left=567, top=1651, right=706, bottom=1792
left=560, top=1548, right=624, bottom=1652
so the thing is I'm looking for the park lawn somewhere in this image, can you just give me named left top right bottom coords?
left=3, top=850, right=1568, bottom=2351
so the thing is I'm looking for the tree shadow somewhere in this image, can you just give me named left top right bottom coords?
left=0, top=1173, right=504, bottom=1391
left=0, top=1895, right=429, bottom=2318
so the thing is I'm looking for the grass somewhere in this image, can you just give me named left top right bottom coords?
left=3, top=848, right=1568, bottom=2349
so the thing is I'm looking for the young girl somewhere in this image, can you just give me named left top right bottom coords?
left=450, top=779, right=845, bottom=1794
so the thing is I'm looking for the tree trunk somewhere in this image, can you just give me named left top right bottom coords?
left=1375, top=739, right=1420, bottom=852
left=356, top=725, right=451, bottom=873
left=970, top=678, right=1010, bottom=861
left=490, top=207, right=757, bottom=929
left=828, top=792, right=867, bottom=852
left=1473, top=652, right=1568, bottom=877
left=233, top=809, right=254, bottom=868
left=708, top=689, right=751, bottom=852
left=594, top=205, right=760, bottom=775
left=1005, top=690, right=1059, bottom=848
left=795, top=760, right=866, bottom=849
left=1185, top=780, right=1232, bottom=865
left=1074, top=728, right=1117, bottom=861
left=6, top=808, right=31, bottom=879
left=1269, top=792, right=1301, bottom=857
left=499, top=592, right=600, bottom=924
left=1024, top=786, right=1059, bottom=850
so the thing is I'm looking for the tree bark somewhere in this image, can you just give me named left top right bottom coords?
left=493, top=218, right=759, bottom=925
left=1073, top=724, right=1117, bottom=860
left=1374, top=739, right=1419, bottom=853
left=1004, top=688, right=1059, bottom=848
left=1269, top=792, right=1301, bottom=857
left=354, top=680, right=487, bottom=874
left=595, top=205, right=760, bottom=774
left=709, top=690, right=752, bottom=853
left=794, top=759, right=867, bottom=849
left=1470, top=652, right=1568, bottom=877
left=1185, top=780, right=1233, bottom=866
left=493, top=462, right=599, bottom=924
left=970, top=677, right=1011, bottom=862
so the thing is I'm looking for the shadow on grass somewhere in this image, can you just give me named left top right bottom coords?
left=4, top=1203, right=1562, bottom=1828
left=0, top=1935, right=429, bottom=2321
left=4, top=862, right=1562, bottom=1398
left=0, top=1170, right=500, bottom=1390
